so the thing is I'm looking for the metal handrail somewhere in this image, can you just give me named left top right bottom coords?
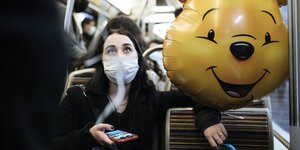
left=61, top=68, right=96, bottom=101
left=273, top=122, right=290, bottom=149
left=63, top=0, right=75, bottom=33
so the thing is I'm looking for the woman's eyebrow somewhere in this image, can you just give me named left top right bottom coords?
left=105, top=45, right=115, bottom=50
left=123, top=43, right=133, bottom=47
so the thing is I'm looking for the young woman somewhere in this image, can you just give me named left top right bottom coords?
left=52, top=29, right=227, bottom=150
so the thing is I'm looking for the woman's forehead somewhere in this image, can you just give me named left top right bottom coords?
left=104, top=33, right=134, bottom=47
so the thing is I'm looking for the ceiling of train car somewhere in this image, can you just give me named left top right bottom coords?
left=89, top=0, right=182, bottom=20
left=86, top=0, right=183, bottom=39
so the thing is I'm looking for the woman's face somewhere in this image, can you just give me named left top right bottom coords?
left=102, top=33, right=138, bottom=60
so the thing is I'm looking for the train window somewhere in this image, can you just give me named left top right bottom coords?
left=267, top=6, right=290, bottom=148
left=270, top=80, right=289, bottom=132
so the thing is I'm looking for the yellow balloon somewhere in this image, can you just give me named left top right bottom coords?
left=163, top=0, right=288, bottom=110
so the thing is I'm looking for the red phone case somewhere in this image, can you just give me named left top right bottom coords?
left=106, top=130, right=139, bottom=143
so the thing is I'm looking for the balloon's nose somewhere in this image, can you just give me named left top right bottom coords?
left=230, top=42, right=254, bottom=60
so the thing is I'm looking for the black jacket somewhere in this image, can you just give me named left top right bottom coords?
left=52, top=86, right=221, bottom=150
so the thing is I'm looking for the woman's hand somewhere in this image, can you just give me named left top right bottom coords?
left=204, top=123, right=228, bottom=149
left=89, top=123, right=115, bottom=146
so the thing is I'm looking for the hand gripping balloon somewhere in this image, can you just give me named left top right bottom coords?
left=163, top=0, right=288, bottom=110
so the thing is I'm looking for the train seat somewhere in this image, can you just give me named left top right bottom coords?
left=61, top=68, right=95, bottom=99
left=165, top=107, right=273, bottom=150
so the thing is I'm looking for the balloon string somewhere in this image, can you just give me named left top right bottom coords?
left=223, top=112, right=245, bottom=120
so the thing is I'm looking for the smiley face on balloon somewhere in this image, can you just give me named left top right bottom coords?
left=163, top=0, right=288, bottom=110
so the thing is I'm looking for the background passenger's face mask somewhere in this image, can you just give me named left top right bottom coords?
left=103, top=58, right=139, bottom=84
left=87, top=26, right=96, bottom=36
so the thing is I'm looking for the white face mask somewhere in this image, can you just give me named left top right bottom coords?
left=103, top=58, right=139, bottom=84
left=87, top=26, right=96, bottom=36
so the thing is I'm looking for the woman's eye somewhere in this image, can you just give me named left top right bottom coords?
left=107, top=48, right=116, bottom=55
left=123, top=47, right=132, bottom=53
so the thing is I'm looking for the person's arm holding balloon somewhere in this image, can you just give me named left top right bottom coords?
left=193, top=104, right=228, bottom=149
left=156, top=90, right=228, bottom=148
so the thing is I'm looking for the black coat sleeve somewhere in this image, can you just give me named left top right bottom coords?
left=193, top=104, right=221, bottom=132
left=51, top=87, right=97, bottom=150
left=155, top=90, right=195, bottom=116
left=154, top=90, right=221, bottom=133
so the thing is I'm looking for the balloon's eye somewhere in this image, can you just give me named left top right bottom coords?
left=262, top=32, right=279, bottom=46
left=196, top=29, right=217, bottom=44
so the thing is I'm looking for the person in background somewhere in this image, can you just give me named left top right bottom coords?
left=145, top=39, right=166, bottom=91
left=1, top=1, right=68, bottom=150
left=52, top=27, right=227, bottom=149
left=146, top=58, right=163, bottom=80
left=81, top=18, right=96, bottom=47
left=146, top=58, right=165, bottom=91
left=58, top=0, right=90, bottom=71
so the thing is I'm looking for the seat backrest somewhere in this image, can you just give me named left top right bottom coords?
left=61, top=68, right=95, bottom=100
left=165, top=107, right=273, bottom=150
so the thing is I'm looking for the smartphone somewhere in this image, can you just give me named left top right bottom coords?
left=105, top=130, right=138, bottom=143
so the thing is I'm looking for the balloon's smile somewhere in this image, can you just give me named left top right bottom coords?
left=206, top=66, right=270, bottom=98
